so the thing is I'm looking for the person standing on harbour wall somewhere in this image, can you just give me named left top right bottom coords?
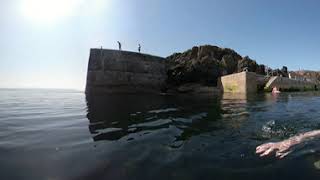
left=138, top=44, right=141, bottom=53
left=117, top=41, right=122, bottom=50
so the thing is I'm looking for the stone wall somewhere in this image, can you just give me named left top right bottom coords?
left=86, top=49, right=167, bottom=94
left=218, top=72, right=258, bottom=93
left=219, top=72, right=318, bottom=94
left=265, top=76, right=317, bottom=91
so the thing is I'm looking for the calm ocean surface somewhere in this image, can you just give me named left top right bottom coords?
left=1, top=89, right=320, bottom=180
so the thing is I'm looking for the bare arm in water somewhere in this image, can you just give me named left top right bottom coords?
left=256, top=130, right=320, bottom=159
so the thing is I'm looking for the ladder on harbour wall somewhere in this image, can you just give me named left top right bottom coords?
left=265, top=76, right=278, bottom=89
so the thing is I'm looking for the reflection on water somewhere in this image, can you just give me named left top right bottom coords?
left=86, top=92, right=320, bottom=162
left=86, top=92, right=274, bottom=152
left=86, top=94, right=223, bottom=146
left=2, top=89, right=320, bottom=179
left=86, top=92, right=320, bottom=142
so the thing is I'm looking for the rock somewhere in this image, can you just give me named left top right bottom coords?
left=221, top=55, right=237, bottom=74
left=237, top=56, right=258, bottom=72
left=177, top=83, right=202, bottom=93
left=166, top=45, right=281, bottom=90
left=169, top=83, right=219, bottom=94
left=190, top=46, right=199, bottom=59
left=256, top=64, right=266, bottom=75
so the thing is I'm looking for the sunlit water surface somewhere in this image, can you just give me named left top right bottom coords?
left=1, top=89, right=320, bottom=180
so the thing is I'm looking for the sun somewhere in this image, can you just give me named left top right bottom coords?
left=20, top=0, right=83, bottom=25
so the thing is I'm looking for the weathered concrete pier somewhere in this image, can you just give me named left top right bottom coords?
left=86, top=49, right=167, bottom=94
left=218, top=72, right=260, bottom=93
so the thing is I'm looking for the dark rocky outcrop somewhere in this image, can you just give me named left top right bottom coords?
left=166, top=45, right=266, bottom=87
left=269, top=66, right=289, bottom=77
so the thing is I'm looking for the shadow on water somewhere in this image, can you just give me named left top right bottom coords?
left=86, top=93, right=224, bottom=145
left=85, top=92, right=266, bottom=150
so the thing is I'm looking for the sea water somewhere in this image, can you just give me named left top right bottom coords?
left=1, top=89, right=320, bottom=180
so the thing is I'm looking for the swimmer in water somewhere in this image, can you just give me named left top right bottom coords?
left=272, top=86, right=281, bottom=94
left=256, top=130, right=320, bottom=159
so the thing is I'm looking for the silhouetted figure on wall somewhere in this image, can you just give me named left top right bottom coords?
left=138, top=44, right=141, bottom=53
left=281, top=66, right=288, bottom=77
left=117, top=41, right=122, bottom=50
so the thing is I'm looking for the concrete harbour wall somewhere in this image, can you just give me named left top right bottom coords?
left=265, top=76, right=317, bottom=91
left=219, top=71, right=318, bottom=94
left=218, top=72, right=258, bottom=93
left=86, top=49, right=167, bottom=94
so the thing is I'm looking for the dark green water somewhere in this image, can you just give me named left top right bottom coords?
left=1, top=89, right=320, bottom=179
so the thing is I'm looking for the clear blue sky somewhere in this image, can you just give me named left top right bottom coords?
left=1, top=0, right=320, bottom=90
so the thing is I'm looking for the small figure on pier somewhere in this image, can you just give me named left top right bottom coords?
left=117, top=41, right=122, bottom=51
left=138, top=44, right=141, bottom=53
